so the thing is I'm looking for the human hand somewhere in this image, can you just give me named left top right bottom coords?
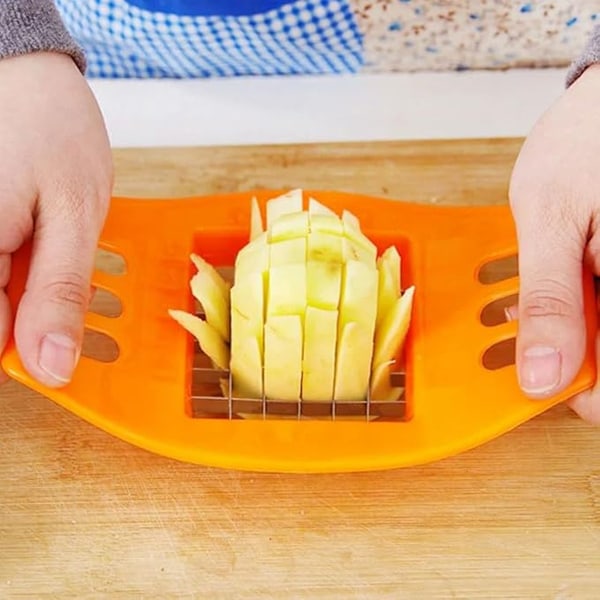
left=508, top=64, right=600, bottom=424
left=0, top=52, right=112, bottom=387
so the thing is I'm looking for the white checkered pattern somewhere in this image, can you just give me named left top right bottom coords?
left=55, top=0, right=364, bottom=78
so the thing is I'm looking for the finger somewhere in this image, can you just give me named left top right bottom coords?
left=511, top=199, right=587, bottom=399
left=566, top=332, right=600, bottom=425
left=568, top=389, right=600, bottom=425
left=0, top=254, right=11, bottom=384
left=0, top=293, right=10, bottom=384
left=505, top=288, right=600, bottom=423
left=14, top=192, right=101, bottom=388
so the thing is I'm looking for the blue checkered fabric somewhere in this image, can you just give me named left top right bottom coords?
left=55, top=0, right=364, bottom=78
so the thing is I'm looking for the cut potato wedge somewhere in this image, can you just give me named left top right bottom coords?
left=302, top=307, right=338, bottom=401
left=264, top=314, right=303, bottom=401
left=230, top=272, right=264, bottom=331
left=308, top=197, right=336, bottom=217
left=334, top=261, right=378, bottom=400
left=342, top=210, right=377, bottom=263
left=343, top=238, right=376, bottom=266
left=168, top=310, right=229, bottom=371
left=235, top=232, right=269, bottom=281
left=250, top=196, right=263, bottom=241
left=333, top=321, right=373, bottom=401
left=266, top=189, right=303, bottom=227
left=309, top=213, right=344, bottom=236
left=190, top=253, right=231, bottom=298
left=269, top=237, right=307, bottom=267
left=376, top=246, right=401, bottom=329
left=369, top=361, right=402, bottom=402
left=370, top=286, right=415, bottom=401
left=230, top=272, right=265, bottom=398
left=190, top=270, right=230, bottom=343
left=230, top=311, right=263, bottom=399
left=307, top=230, right=344, bottom=263
left=373, top=285, right=415, bottom=368
left=270, top=211, right=309, bottom=242
left=342, top=209, right=361, bottom=231
left=267, top=263, right=306, bottom=317
left=339, top=259, right=378, bottom=327
left=306, top=260, right=342, bottom=311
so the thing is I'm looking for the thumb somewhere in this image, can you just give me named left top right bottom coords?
left=0, top=255, right=12, bottom=384
left=514, top=214, right=586, bottom=398
left=14, top=197, right=100, bottom=388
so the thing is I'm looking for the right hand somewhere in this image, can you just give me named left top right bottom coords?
left=0, top=52, right=112, bottom=387
left=508, top=64, right=600, bottom=424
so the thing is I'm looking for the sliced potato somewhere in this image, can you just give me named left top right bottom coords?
left=343, top=238, right=376, bottom=266
left=333, top=321, right=373, bottom=401
left=269, top=237, right=307, bottom=267
left=376, top=246, right=401, bottom=328
left=370, top=286, right=415, bottom=401
left=267, top=263, right=306, bottom=317
left=230, top=311, right=263, bottom=399
left=339, top=259, right=378, bottom=328
left=250, top=196, right=263, bottom=241
left=269, top=211, right=309, bottom=242
left=190, top=270, right=230, bottom=342
left=302, top=307, right=338, bottom=401
left=168, top=309, right=229, bottom=371
left=230, top=272, right=265, bottom=398
left=342, top=210, right=377, bottom=264
left=309, top=213, right=344, bottom=236
left=372, top=285, right=415, bottom=368
left=190, top=253, right=231, bottom=298
left=235, top=232, right=269, bottom=281
left=230, top=271, right=264, bottom=332
left=341, top=209, right=361, bottom=231
left=266, top=189, right=303, bottom=227
left=308, top=197, right=336, bottom=217
left=307, top=230, right=344, bottom=263
left=335, top=260, right=379, bottom=400
left=306, top=260, right=342, bottom=311
left=369, top=361, right=402, bottom=402
left=264, top=314, right=303, bottom=401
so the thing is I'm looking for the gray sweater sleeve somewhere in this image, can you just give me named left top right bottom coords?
left=0, top=0, right=86, bottom=72
left=566, top=24, right=600, bottom=86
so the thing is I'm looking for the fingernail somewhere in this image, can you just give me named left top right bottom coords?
left=39, top=333, right=78, bottom=384
left=504, top=307, right=513, bottom=322
left=519, top=346, right=561, bottom=395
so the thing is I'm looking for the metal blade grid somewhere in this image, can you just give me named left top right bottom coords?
left=190, top=351, right=407, bottom=421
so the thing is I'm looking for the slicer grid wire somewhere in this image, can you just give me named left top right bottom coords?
left=189, top=353, right=407, bottom=422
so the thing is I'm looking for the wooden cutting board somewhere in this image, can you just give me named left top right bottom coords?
left=1, top=138, right=599, bottom=599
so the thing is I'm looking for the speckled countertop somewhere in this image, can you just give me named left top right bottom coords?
left=350, top=0, right=599, bottom=71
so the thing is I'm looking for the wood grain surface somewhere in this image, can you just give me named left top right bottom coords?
left=1, top=138, right=599, bottom=599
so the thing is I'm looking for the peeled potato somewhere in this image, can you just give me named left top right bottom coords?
left=170, top=190, right=414, bottom=407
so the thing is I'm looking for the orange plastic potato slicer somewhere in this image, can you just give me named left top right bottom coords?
left=1, top=190, right=597, bottom=473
